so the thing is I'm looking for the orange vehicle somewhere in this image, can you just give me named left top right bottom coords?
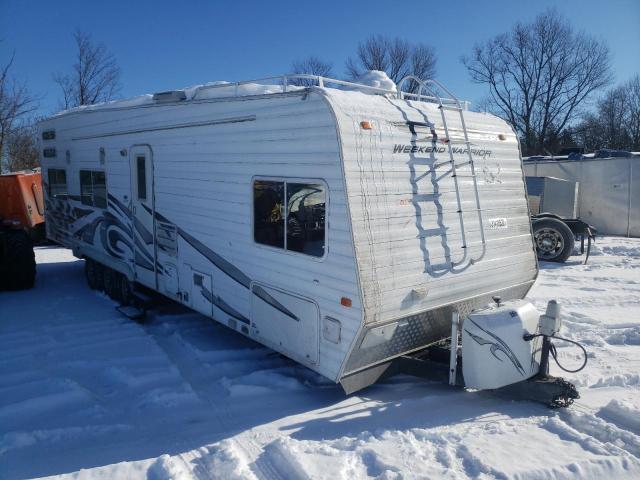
left=0, top=170, right=44, bottom=290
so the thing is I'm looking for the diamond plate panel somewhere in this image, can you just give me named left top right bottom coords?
left=342, top=282, right=533, bottom=375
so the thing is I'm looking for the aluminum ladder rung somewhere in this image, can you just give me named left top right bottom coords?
left=439, top=105, right=463, bottom=112
left=421, top=228, right=446, bottom=237
left=453, top=160, right=473, bottom=168
left=413, top=193, right=441, bottom=202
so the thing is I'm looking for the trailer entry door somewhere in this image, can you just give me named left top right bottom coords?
left=129, top=145, right=157, bottom=289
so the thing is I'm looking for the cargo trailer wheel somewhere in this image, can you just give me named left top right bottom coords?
left=532, top=218, right=574, bottom=263
left=0, top=229, right=36, bottom=290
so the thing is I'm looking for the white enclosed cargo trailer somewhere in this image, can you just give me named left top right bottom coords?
left=39, top=74, right=580, bottom=402
left=524, top=154, right=640, bottom=237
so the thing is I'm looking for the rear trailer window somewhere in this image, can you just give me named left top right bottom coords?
left=253, top=180, right=326, bottom=257
left=80, top=170, right=107, bottom=208
left=47, top=169, right=67, bottom=198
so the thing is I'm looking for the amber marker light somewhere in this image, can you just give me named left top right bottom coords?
left=360, top=121, right=373, bottom=130
left=341, top=297, right=352, bottom=307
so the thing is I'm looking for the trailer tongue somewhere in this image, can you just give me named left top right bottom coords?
left=389, top=298, right=584, bottom=408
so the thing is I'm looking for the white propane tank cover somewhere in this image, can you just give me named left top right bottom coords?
left=462, top=300, right=542, bottom=390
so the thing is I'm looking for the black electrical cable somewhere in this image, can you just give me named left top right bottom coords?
left=548, top=335, right=588, bottom=373
left=523, top=333, right=589, bottom=373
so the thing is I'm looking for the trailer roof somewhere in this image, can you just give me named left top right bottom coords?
left=50, top=71, right=470, bottom=118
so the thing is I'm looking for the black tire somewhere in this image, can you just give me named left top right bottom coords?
left=532, top=217, right=575, bottom=263
left=103, top=267, right=119, bottom=300
left=94, top=261, right=105, bottom=291
left=0, top=229, right=36, bottom=290
left=116, top=273, right=133, bottom=306
left=85, top=258, right=101, bottom=290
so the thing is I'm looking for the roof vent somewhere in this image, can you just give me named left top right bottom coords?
left=152, top=90, right=187, bottom=103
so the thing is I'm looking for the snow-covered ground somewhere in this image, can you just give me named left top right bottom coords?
left=1, top=237, right=639, bottom=480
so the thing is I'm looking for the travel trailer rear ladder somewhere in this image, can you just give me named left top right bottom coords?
left=398, top=76, right=487, bottom=267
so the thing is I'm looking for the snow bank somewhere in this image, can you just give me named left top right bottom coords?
left=203, top=440, right=258, bottom=480
left=147, top=454, right=193, bottom=480
left=597, top=400, right=640, bottom=435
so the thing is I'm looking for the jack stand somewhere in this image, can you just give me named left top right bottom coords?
left=449, top=310, right=460, bottom=386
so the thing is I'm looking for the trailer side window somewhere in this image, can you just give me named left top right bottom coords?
left=253, top=180, right=326, bottom=257
left=286, top=183, right=325, bottom=257
left=47, top=169, right=67, bottom=198
left=254, top=181, right=285, bottom=248
left=80, top=170, right=107, bottom=209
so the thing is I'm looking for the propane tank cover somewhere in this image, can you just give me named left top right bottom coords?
left=462, top=300, right=542, bottom=390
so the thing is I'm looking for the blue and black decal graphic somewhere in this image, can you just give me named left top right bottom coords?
left=465, top=318, right=526, bottom=376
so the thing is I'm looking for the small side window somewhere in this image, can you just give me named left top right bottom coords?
left=80, top=170, right=107, bottom=208
left=47, top=168, right=67, bottom=198
left=136, top=156, right=147, bottom=200
left=254, top=180, right=285, bottom=249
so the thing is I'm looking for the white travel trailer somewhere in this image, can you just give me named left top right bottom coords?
left=38, top=74, right=582, bottom=404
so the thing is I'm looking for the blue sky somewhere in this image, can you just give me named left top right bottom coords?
left=2, top=0, right=639, bottom=116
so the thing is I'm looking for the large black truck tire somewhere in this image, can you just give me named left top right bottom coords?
left=0, top=229, right=36, bottom=290
left=532, top=217, right=575, bottom=263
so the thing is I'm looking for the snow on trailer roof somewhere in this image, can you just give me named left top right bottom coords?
left=51, top=70, right=469, bottom=117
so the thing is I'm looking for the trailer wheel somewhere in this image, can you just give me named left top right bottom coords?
left=116, top=273, right=133, bottom=306
left=85, top=259, right=105, bottom=291
left=85, top=258, right=100, bottom=290
left=103, top=267, right=119, bottom=300
left=94, top=261, right=105, bottom=291
left=1, top=230, right=36, bottom=290
left=532, top=217, right=575, bottom=263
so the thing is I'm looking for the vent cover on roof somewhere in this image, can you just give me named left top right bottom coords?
left=152, top=90, right=187, bottom=103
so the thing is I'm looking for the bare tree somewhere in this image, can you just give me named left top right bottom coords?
left=290, top=56, right=333, bottom=86
left=53, top=30, right=121, bottom=109
left=346, top=35, right=436, bottom=92
left=626, top=75, right=640, bottom=150
left=0, top=52, right=38, bottom=170
left=462, top=10, right=612, bottom=156
left=574, top=74, right=640, bottom=151
left=7, top=123, right=39, bottom=171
